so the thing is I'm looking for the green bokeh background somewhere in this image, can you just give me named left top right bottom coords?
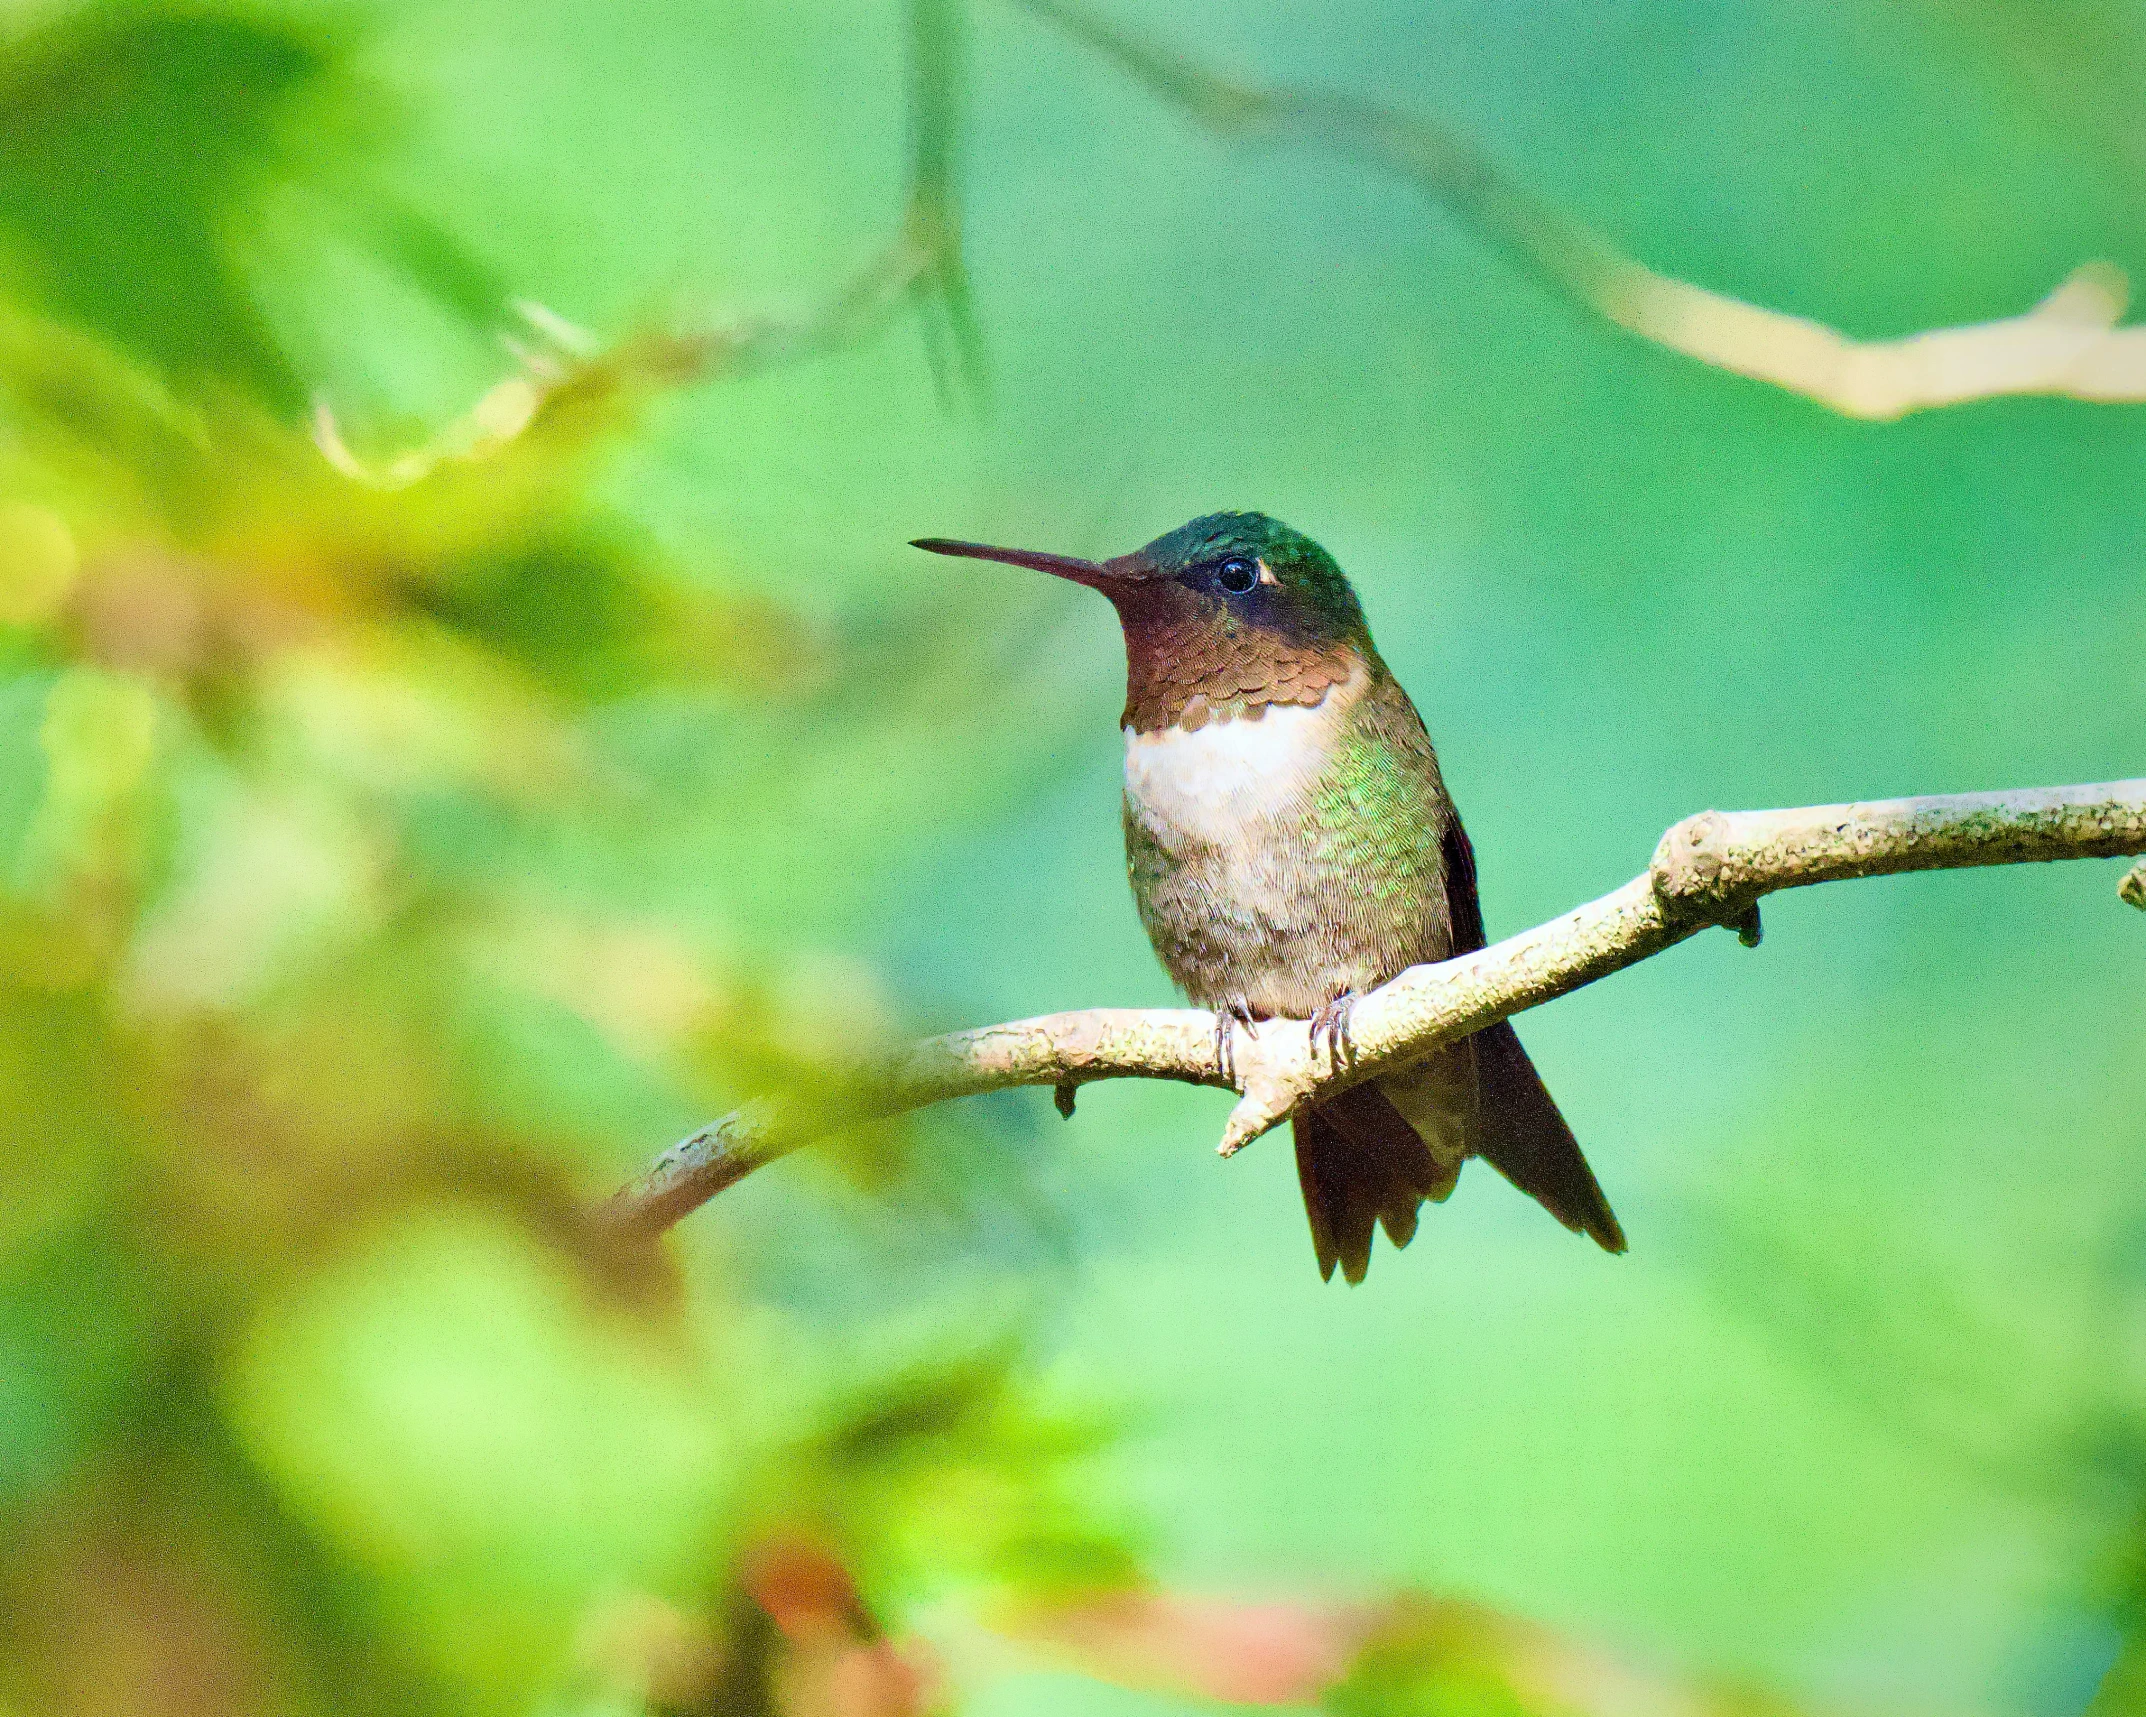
left=0, top=2, right=2141, bottom=1714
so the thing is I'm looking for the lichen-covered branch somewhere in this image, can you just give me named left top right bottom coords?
left=1017, top=0, right=2146, bottom=419
left=607, top=778, right=2146, bottom=1239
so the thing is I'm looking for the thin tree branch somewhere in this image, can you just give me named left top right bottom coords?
left=608, top=778, right=2146, bottom=1239
left=315, top=0, right=976, bottom=485
left=312, top=220, right=955, bottom=490
left=905, top=0, right=988, bottom=401
left=1016, top=0, right=2146, bottom=419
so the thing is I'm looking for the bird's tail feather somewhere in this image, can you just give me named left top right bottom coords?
left=1469, top=1019, right=1625, bottom=1253
left=1292, top=1081, right=1457, bottom=1285
left=1291, top=1022, right=1624, bottom=1284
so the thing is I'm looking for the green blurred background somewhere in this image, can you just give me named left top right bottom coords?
left=0, top=1, right=2141, bottom=1713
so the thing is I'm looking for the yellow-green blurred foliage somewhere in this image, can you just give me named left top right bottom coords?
left=0, top=5, right=1110, bottom=1711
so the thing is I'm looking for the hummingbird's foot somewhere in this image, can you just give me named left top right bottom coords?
left=1215, top=1000, right=1258, bottom=1085
left=1308, top=989, right=1360, bottom=1072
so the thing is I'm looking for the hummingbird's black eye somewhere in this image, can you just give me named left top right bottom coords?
left=1215, top=556, right=1258, bottom=594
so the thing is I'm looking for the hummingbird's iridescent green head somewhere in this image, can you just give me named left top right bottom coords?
left=914, top=510, right=1367, bottom=642
left=913, top=512, right=1378, bottom=731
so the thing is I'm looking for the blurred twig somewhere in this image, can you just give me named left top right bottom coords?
left=1018, top=0, right=2146, bottom=419
left=2122, top=857, right=2146, bottom=909
left=314, top=226, right=953, bottom=488
left=611, top=778, right=2146, bottom=1238
left=314, top=0, right=979, bottom=486
left=906, top=0, right=986, bottom=403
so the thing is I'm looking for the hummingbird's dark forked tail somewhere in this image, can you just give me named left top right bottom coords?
left=1292, top=1023, right=1625, bottom=1284
left=1470, top=1019, right=1626, bottom=1255
left=1293, top=1082, right=1456, bottom=1286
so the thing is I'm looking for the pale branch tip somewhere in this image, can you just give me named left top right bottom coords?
left=1012, top=0, right=2146, bottom=419
left=605, top=778, right=2146, bottom=1240
left=2124, top=857, right=2146, bottom=911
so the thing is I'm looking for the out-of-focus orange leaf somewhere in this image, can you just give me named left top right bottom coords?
left=998, top=1587, right=1816, bottom=1717
left=733, top=1539, right=940, bottom=1717
left=999, top=1588, right=1379, bottom=1706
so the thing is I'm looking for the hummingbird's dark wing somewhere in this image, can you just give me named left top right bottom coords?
left=1286, top=672, right=1623, bottom=1278
left=1438, top=804, right=1489, bottom=954
left=1439, top=813, right=1627, bottom=1254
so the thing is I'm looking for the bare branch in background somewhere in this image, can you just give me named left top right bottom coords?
left=318, top=0, right=2146, bottom=473
left=609, top=778, right=2146, bottom=1239
left=1016, top=0, right=2146, bottom=419
left=906, top=0, right=987, bottom=400
left=315, top=0, right=976, bottom=486
left=2123, top=857, right=2146, bottom=910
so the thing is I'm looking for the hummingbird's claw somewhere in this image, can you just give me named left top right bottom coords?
left=1308, top=990, right=1360, bottom=1072
left=1215, top=1000, right=1258, bottom=1086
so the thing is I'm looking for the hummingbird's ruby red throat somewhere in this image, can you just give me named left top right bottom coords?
left=916, top=513, right=1623, bottom=1283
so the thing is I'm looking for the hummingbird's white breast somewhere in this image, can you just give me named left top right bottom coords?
left=1118, top=661, right=1440, bottom=1020
left=1120, top=670, right=1362, bottom=848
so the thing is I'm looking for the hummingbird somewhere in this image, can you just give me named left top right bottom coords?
left=914, top=512, right=1624, bottom=1283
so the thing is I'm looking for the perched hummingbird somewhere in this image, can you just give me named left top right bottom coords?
left=915, top=513, right=1625, bottom=1283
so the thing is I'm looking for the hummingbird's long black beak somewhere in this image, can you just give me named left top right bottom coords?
left=910, top=537, right=1117, bottom=587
